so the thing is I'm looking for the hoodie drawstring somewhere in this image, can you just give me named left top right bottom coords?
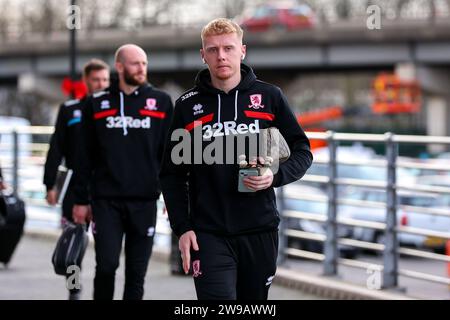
left=119, top=91, right=128, bottom=136
left=217, top=91, right=239, bottom=123
left=234, top=90, right=239, bottom=121
left=217, top=94, right=221, bottom=124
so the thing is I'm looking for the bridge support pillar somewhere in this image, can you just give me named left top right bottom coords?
left=396, top=64, right=450, bottom=154
left=426, top=96, right=448, bottom=154
left=417, top=66, right=450, bottom=154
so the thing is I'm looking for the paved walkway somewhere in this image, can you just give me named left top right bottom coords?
left=0, top=235, right=320, bottom=300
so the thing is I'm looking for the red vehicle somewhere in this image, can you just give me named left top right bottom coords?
left=240, top=3, right=315, bottom=32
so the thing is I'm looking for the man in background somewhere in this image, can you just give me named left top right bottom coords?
left=0, top=163, right=5, bottom=190
left=43, top=58, right=110, bottom=300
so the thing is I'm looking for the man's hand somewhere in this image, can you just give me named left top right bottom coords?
left=72, top=204, right=92, bottom=224
left=0, top=181, right=6, bottom=190
left=243, top=168, right=274, bottom=191
left=179, top=230, right=199, bottom=274
left=46, top=189, right=57, bottom=206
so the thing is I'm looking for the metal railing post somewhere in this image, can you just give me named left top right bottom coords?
left=383, top=132, right=399, bottom=288
left=12, top=130, right=19, bottom=195
left=277, top=186, right=287, bottom=265
left=324, top=131, right=338, bottom=275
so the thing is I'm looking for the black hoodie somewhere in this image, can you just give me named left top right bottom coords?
left=73, top=80, right=173, bottom=204
left=160, top=64, right=313, bottom=237
left=43, top=97, right=85, bottom=191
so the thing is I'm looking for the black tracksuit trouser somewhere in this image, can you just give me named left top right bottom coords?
left=191, top=229, right=278, bottom=300
left=91, top=199, right=157, bottom=300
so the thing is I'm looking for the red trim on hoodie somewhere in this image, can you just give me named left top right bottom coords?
left=244, top=111, right=275, bottom=121
left=185, top=113, right=214, bottom=131
left=93, top=109, right=118, bottom=119
left=139, top=110, right=167, bottom=119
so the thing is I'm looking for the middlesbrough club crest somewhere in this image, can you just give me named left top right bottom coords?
left=145, top=98, right=158, bottom=110
left=248, top=94, right=264, bottom=109
left=192, top=260, right=202, bottom=278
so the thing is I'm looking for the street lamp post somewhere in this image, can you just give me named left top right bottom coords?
left=69, top=0, right=77, bottom=99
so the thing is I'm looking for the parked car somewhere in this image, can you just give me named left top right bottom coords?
left=299, top=144, right=417, bottom=193
left=282, top=184, right=359, bottom=259
left=437, top=152, right=450, bottom=160
left=239, top=2, right=315, bottom=32
left=342, top=188, right=450, bottom=253
left=413, top=175, right=450, bottom=207
left=411, top=156, right=450, bottom=177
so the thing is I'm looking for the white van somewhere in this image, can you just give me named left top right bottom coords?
left=0, top=116, right=32, bottom=178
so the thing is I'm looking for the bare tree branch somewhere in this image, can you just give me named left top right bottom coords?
left=336, top=0, right=351, bottom=19
left=396, top=0, right=411, bottom=15
left=41, top=0, right=54, bottom=36
left=0, top=0, right=9, bottom=40
left=222, top=0, right=247, bottom=19
left=83, top=0, right=100, bottom=32
left=428, top=0, right=436, bottom=23
left=142, top=0, right=175, bottom=26
left=110, top=0, right=129, bottom=28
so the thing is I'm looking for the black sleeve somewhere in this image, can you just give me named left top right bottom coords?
left=0, top=135, right=3, bottom=179
left=73, top=98, right=95, bottom=205
left=271, top=87, right=313, bottom=188
left=43, top=104, right=66, bottom=191
left=157, top=95, right=174, bottom=169
left=0, top=144, right=2, bottom=179
left=159, top=102, right=192, bottom=238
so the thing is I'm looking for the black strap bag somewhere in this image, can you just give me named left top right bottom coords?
left=51, top=222, right=89, bottom=275
left=0, top=192, right=26, bottom=265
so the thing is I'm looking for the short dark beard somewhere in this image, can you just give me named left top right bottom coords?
left=123, top=67, right=146, bottom=86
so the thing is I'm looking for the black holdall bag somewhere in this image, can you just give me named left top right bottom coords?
left=51, top=222, right=89, bottom=276
left=0, top=191, right=26, bottom=265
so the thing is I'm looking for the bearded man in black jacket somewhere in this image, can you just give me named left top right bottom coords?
left=160, top=18, right=313, bottom=300
left=72, top=44, right=173, bottom=300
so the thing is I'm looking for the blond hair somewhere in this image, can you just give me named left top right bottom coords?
left=201, top=18, right=243, bottom=42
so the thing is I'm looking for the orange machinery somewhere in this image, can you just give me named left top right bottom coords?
left=372, top=73, right=421, bottom=114
left=295, top=72, right=422, bottom=150
left=296, top=105, right=344, bottom=150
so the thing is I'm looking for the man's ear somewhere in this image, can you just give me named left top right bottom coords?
left=241, top=44, right=247, bottom=60
left=200, top=49, right=206, bottom=64
left=115, top=61, right=123, bottom=74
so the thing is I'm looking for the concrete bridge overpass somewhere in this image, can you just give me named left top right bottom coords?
left=1, top=20, right=449, bottom=139
left=1, top=20, right=450, bottom=77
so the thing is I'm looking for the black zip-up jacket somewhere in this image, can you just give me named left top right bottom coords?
left=43, top=98, right=85, bottom=191
left=160, top=64, right=313, bottom=237
left=73, top=81, right=173, bottom=204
